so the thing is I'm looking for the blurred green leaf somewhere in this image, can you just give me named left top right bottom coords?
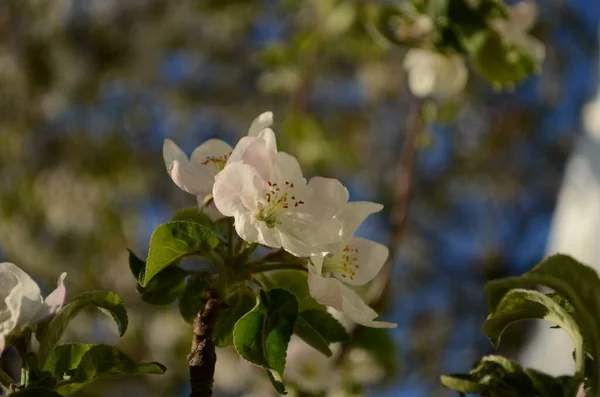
left=233, top=289, right=298, bottom=392
left=213, top=293, right=255, bottom=348
left=171, top=207, right=213, bottom=227
left=294, top=309, right=348, bottom=357
left=9, top=389, right=62, bottom=397
left=178, top=275, right=212, bottom=324
left=37, top=291, right=128, bottom=369
left=353, top=327, right=398, bottom=379
left=142, top=221, right=219, bottom=286
left=44, top=343, right=165, bottom=395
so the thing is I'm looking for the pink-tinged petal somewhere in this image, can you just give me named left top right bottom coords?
left=213, top=163, right=263, bottom=217
left=256, top=128, right=277, bottom=152
left=335, top=238, right=388, bottom=286
left=307, top=268, right=343, bottom=310
left=190, top=139, right=233, bottom=167
left=248, top=112, right=274, bottom=137
left=307, top=177, right=349, bottom=219
left=339, top=285, right=396, bottom=329
left=338, top=202, right=383, bottom=242
left=240, top=139, right=276, bottom=182
left=34, top=273, right=67, bottom=323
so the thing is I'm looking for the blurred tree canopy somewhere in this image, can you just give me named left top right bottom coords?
left=0, top=0, right=598, bottom=396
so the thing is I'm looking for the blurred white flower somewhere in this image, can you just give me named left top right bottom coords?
left=583, top=97, right=600, bottom=142
left=403, top=49, right=468, bottom=100
left=492, top=1, right=545, bottom=64
left=346, top=348, right=385, bottom=385
left=285, top=336, right=341, bottom=394
left=214, top=347, right=267, bottom=394
left=0, top=263, right=66, bottom=351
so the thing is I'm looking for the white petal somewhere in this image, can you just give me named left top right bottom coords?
left=234, top=211, right=261, bottom=245
left=307, top=267, right=343, bottom=310
left=307, top=177, right=349, bottom=219
left=0, top=263, right=43, bottom=333
left=163, top=139, right=213, bottom=195
left=248, top=111, right=274, bottom=137
left=339, top=284, right=396, bottom=328
left=256, top=128, right=277, bottom=152
left=213, top=163, right=263, bottom=217
left=30, top=272, right=67, bottom=325
left=337, top=238, right=388, bottom=286
left=274, top=152, right=305, bottom=184
left=189, top=139, right=233, bottom=166
left=240, top=139, right=277, bottom=182
left=338, top=202, right=383, bottom=242
left=309, top=254, right=325, bottom=274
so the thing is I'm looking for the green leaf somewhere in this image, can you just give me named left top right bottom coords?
left=142, top=221, right=219, bottom=286
left=483, top=289, right=584, bottom=371
left=441, top=355, right=581, bottom=397
left=129, top=250, right=187, bottom=305
left=353, top=327, right=398, bottom=378
left=294, top=309, right=348, bottom=357
left=8, top=389, right=62, bottom=397
left=485, top=254, right=600, bottom=391
left=178, top=275, right=211, bottom=324
left=257, top=270, right=348, bottom=357
left=213, top=293, right=255, bottom=348
left=233, top=289, right=298, bottom=392
left=37, top=291, right=128, bottom=369
left=171, top=207, right=213, bottom=227
left=474, top=31, right=537, bottom=88
left=44, top=343, right=165, bottom=395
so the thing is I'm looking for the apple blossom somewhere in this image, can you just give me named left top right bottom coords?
left=0, top=262, right=67, bottom=351
left=213, top=138, right=347, bottom=257
left=162, top=111, right=275, bottom=204
left=491, top=1, right=545, bottom=64
left=403, top=49, right=468, bottom=100
left=307, top=203, right=396, bottom=328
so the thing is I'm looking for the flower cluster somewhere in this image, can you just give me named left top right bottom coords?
left=164, top=112, right=396, bottom=328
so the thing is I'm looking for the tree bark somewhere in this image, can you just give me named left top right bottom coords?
left=188, top=289, right=221, bottom=397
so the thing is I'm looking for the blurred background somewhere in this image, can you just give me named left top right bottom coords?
left=0, top=0, right=599, bottom=396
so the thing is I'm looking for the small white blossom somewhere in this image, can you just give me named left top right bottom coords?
left=213, top=138, right=346, bottom=257
left=492, top=1, right=545, bottom=64
left=308, top=203, right=396, bottom=328
left=403, top=49, right=468, bottom=100
left=285, top=336, right=341, bottom=393
left=0, top=263, right=67, bottom=351
left=163, top=111, right=275, bottom=204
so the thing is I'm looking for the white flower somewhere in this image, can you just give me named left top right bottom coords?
left=307, top=203, right=396, bottom=328
left=213, top=138, right=347, bottom=257
left=492, top=1, right=545, bottom=64
left=162, top=111, right=275, bottom=203
left=0, top=263, right=67, bottom=351
left=285, top=336, right=341, bottom=393
left=403, top=49, right=468, bottom=100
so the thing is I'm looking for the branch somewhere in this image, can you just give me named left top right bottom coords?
left=188, top=289, right=222, bottom=397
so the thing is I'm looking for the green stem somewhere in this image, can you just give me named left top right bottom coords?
left=0, top=367, right=13, bottom=390
left=227, top=220, right=234, bottom=259
left=13, top=334, right=31, bottom=387
left=250, top=262, right=307, bottom=274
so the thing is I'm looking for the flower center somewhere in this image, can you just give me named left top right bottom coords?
left=201, top=152, right=231, bottom=172
left=322, top=245, right=360, bottom=281
left=255, top=180, right=304, bottom=228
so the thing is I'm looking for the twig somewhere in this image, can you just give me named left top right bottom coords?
left=188, top=289, right=222, bottom=397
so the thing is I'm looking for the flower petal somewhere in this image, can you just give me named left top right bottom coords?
left=240, top=139, right=277, bottom=182
left=163, top=139, right=213, bottom=195
left=338, top=202, right=383, bottom=242
left=213, top=163, right=263, bottom=217
left=339, top=284, right=396, bottom=328
left=337, top=238, right=388, bottom=286
left=248, top=111, right=274, bottom=137
left=189, top=139, right=233, bottom=166
left=256, top=128, right=277, bottom=153
left=0, top=262, right=43, bottom=333
left=307, top=267, right=343, bottom=309
left=30, top=272, right=67, bottom=325
left=307, top=177, right=349, bottom=220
